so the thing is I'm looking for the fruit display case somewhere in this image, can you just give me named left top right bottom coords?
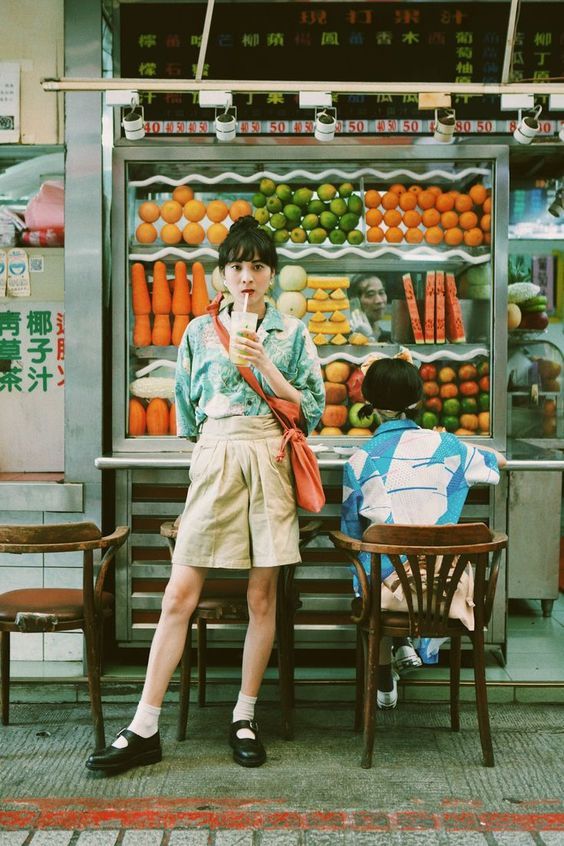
left=111, top=143, right=508, bottom=453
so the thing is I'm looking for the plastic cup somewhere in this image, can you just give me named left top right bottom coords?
left=229, top=310, right=258, bottom=366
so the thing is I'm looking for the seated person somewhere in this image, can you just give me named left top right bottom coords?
left=340, top=353, right=506, bottom=709
left=349, top=273, right=391, bottom=342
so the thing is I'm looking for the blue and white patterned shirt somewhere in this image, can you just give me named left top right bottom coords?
left=341, top=418, right=501, bottom=661
left=175, top=301, right=325, bottom=437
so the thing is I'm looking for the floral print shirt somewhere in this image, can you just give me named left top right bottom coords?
left=175, top=301, right=325, bottom=437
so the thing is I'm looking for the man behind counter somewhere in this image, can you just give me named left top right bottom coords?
left=349, top=273, right=391, bottom=343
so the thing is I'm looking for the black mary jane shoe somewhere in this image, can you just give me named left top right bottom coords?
left=229, top=719, right=267, bottom=768
left=85, top=728, right=162, bottom=773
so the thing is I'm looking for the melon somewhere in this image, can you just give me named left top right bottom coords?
left=279, top=264, right=307, bottom=291
left=507, top=303, right=522, bottom=330
left=277, top=291, right=307, bottom=318
left=211, top=266, right=225, bottom=292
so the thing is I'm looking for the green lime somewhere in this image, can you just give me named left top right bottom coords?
left=290, top=227, right=307, bottom=243
left=252, top=192, right=266, bottom=208
left=293, top=187, right=314, bottom=208
left=319, top=210, right=338, bottom=230
left=347, top=194, right=364, bottom=216
left=259, top=178, right=276, bottom=196
left=347, top=229, right=363, bottom=245
left=339, top=182, right=354, bottom=198
left=442, top=416, right=459, bottom=432
left=317, top=183, right=337, bottom=201
left=443, top=398, right=461, bottom=416
left=478, top=393, right=490, bottom=411
left=272, top=228, right=290, bottom=244
left=275, top=184, right=293, bottom=203
left=421, top=411, right=438, bottom=429
left=329, top=197, right=347, bottom=217
left=308, top=227, right=327, bottom=244
left=253, top=207, right=270, bottom=225
left=302, top=213, right=319, bottom=231
left=339, top=212, right=360, bottom=232
left=283, top=203, right=302, bottom=225
left=328, top=229, right=347, bottom=245
left=266, top=195, right=283, bottom=213
left=270, top=212, right=288, bottom=230
left=307, top=199, right=326, bottom=216
left=461, top=397, right=478, bottom=413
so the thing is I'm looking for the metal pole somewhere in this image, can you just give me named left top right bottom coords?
left=501, top=0, right=522, bottom=84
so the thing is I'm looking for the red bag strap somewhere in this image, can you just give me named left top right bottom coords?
left=206, top=294, right=289, bottom=433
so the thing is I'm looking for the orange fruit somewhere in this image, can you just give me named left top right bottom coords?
left=440, top=383, right=458, bottom=398
left=206, top=199, right=230, bottom=222
left=480, top=213, right=491, bottom=232
left=454, top=194, right=473, bottom=213
left=138, top=201, right=160, bottom=223
left=182, top=222, right=206, bottom=245
left=478, top=411, right=490, bottom=432
left=183, top=199, right=207, bottom=222
left=160, top=223, right=182, bottom=244
left=364, top=189, right=382, bottom=208
left=463, top=227, right=484, bottom=247
left=136, top=222, right=158, bottom=243
left=417, top=190, right=436, bottom=210
left=408, top=184, right=422, bottom=194
left=484, top=232, right=491, bottom=245
left=384, top=226, right=403, bottom=243
left=422, top=208, right=440, bottom=227
left=425, top=226, right=443, bottom=244
left=383, top=209, right=402, bottom=227
left=469, top=184, right=487, bottom=206
left=444, top=227, right=463, bottom=246
left=459, top=211, right=478, bottom=230
left=229, top=199, right=253, bottom=221
left=435, top=193, right=455, bottom=213
left=438, top=366, right=457, bottom=383
left=405, top=227, right=423, bottom=243
left=448, top=190, right=459, bottom=198
left=207, top=222, right=229, bottom=244
left=381, top=191, right=399, bottom=210
left=399, top=191, right=417, bottom=211
left=160, top=200, right=183, bottom=224
left=172, top=185, right=194, bottom=205
left=403, top=210, right=421, bottom=228
left=366, top=208, right=383, bottom=227
left=441, top=210, right=459, bottom=229
left=389, top=183, right=407, bottom=194
left=428, top=185, right=443, bottom=197
left=483, top=196, right=492, bottom=214
left=367, top=225, right=384, bottom=243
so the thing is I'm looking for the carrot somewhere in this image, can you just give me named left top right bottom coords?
left=191, top=261, right=210, bottom=316
left=152, top=261, right=172, bottom=314
left=172, top=261, right=191, bottom=315
left=133, top=314, right=152, bottom=347
left=151, top=313, right=171, bottom=346
left=172, top=313, right=190, bottom=346
left=131, top=263, right=151, bottom=315
left=169, top=403, right=177, bottom=435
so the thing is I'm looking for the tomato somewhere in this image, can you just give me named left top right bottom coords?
left=438, top=366, right=457, bottom=383
left=458, top=364, right=478, bottom=381
left=422, top=381, right=440, bottom=397
left=479, top=375, right=490, bottom=392
left=420, top=364, right=437, bottom=381
left=478, top=392, right=490, bottom=411
left=425, top=397, right=443, bottom=413
left=442, top=398, right=461, bottom=416
left=439, top=382, right=459, bottom=399
left=459, top=380, right=479, bottom=397
left=459, top=413, right=479, bottom=431
left=441, top=415, right=459, bottom=432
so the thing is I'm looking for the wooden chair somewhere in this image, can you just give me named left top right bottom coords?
left=160, top=517, right=322, bottom=742
left=0, top=522, right=129, bottom=750
left=329, top=522, right=507, bottom=769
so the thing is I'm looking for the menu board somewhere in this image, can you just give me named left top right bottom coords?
left=119, top=2, right=564, bottom=135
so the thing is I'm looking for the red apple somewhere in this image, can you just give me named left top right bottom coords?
left=346, top=368, right=365, bottom=403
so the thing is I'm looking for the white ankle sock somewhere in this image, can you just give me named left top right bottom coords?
left=232, top=691, right=257, bottom=739
left=112, top=701, right=161, bottom=749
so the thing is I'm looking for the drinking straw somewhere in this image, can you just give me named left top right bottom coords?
left=243, top=292, right=249, bottom=312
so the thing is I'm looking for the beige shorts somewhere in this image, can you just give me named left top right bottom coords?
left=172, top=415, right=300, bottom=569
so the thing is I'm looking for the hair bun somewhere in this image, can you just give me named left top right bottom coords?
left=230, top=214, right=258, bottom=233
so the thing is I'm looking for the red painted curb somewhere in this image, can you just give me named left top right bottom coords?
left=0, top=799, right=563, bottom=832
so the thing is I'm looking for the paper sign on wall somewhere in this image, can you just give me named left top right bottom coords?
left=0, top=63, right=20, bottom=142
left=6, top=248, right=30, bottom=297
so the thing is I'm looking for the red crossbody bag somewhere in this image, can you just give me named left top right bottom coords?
left=207, top=295, right=325, bottom=513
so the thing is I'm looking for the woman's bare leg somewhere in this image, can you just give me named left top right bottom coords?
left=240, top=566, right=280, bottom=697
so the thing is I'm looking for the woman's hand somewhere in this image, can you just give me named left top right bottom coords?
left=232, top=330, right=270, bottom=372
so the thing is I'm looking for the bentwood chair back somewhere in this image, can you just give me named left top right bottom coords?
left=330, top=522, right=507, bottom=769
left=0, top=522, right=129, bottom=749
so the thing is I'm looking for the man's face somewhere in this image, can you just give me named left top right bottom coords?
left=360, top=278, right=387, bottom=322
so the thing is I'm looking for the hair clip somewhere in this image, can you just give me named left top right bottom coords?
left=360, top=346, right=414, bottom=375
